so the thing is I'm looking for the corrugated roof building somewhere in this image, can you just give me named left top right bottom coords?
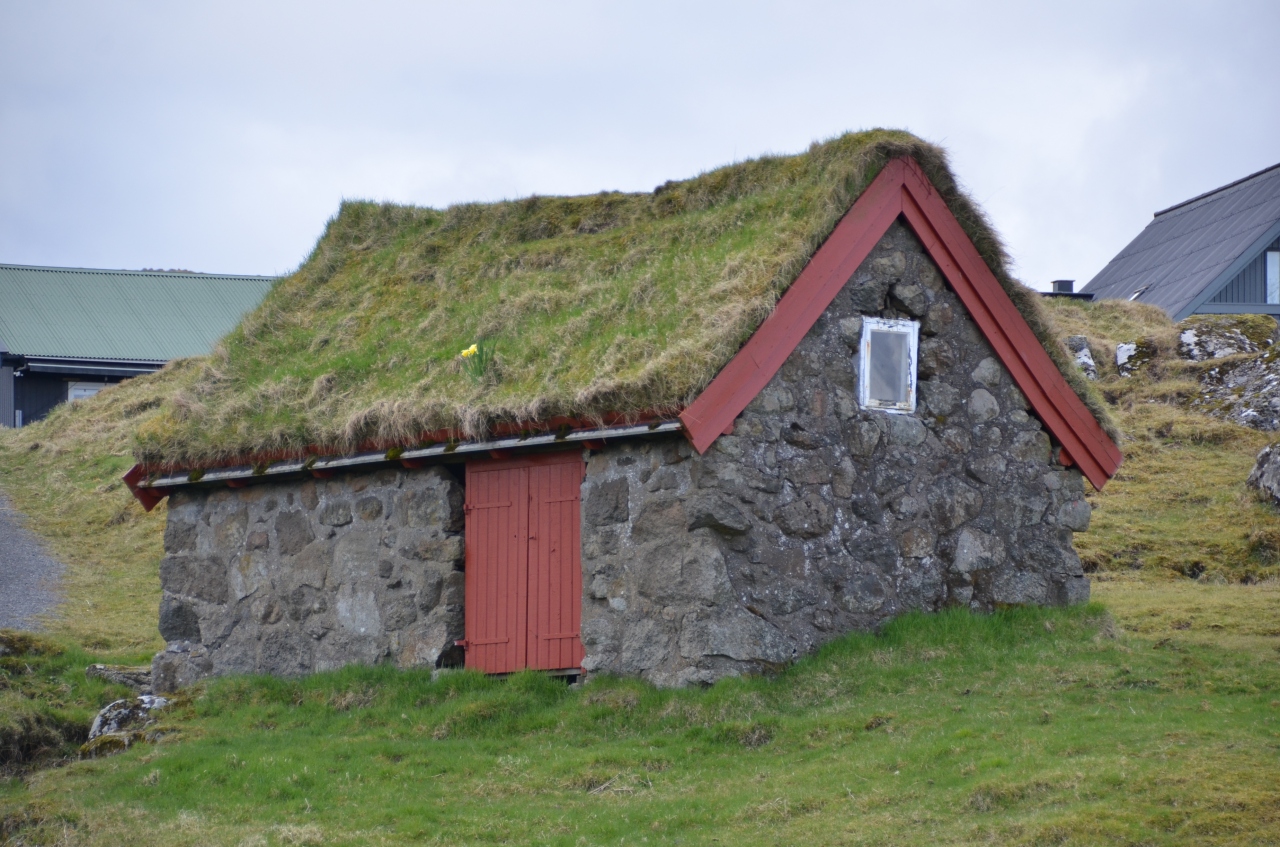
left=0, top=264, right=275, bottom=426
left=1081, top=162, right=1280, bottom=321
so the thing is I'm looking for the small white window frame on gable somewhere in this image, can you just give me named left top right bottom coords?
left=857, top=317, right=920, bottom=415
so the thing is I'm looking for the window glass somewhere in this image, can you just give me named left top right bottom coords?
left=1267, top=251, right=1279, bottom=305
left=857, top=317, right=919, bottom=413
left=68, top=382, right=106, bottom=401
left=868, top=330, right=909, bottom=404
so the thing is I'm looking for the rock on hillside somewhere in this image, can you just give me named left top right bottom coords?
left=1249, top=442, right=1280, bottom=504
left=1193, top=352, right=1280, bottom=431
left=1072, top=312, right=1280, bottom=432
left=1178, top=320, right=1262, bottom=361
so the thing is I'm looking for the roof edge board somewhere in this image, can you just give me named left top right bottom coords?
left=126, top=420, right=684, bottom=508
left=1155, top=161, right=1280, bottom=218
left=681, top=156, right=1120, bottom=489
left=0, top=262, right=277, bottom=280
left=1173, top=218, right=1280, bottom=321
left=1193, top=303, right=1280, bottom=315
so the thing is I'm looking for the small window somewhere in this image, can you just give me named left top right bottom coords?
left=68, top=382, right=106, bottom=401
left=858, top=317, right=919, bottom=413
left=1267, top=251, right=1279, bottom=305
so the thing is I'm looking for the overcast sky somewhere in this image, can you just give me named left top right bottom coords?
left=2, top=1, right=1277, bottom=290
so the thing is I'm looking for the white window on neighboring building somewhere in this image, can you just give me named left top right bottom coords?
left=858, top=317, right=919, bottom=414
left=1267, top=251, right=1279, bottom=305
left=68, top=382, right=106, bottom=402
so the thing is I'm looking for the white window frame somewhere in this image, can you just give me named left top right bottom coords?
left=68, top=381, right=106, bottom=402
left=857, top=317, right=920, bottom=414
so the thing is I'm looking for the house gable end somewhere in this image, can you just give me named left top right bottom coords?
left=1178, top=223, right=1280, bottom=320
left=680, top=157, right=1122, bottom=490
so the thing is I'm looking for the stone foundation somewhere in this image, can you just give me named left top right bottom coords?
left=153, top=467, right=465, bottom=692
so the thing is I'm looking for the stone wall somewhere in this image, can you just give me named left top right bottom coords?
left=153, top=467, right=465, bottom=692
left=578, top=221, right=1091, bottom=687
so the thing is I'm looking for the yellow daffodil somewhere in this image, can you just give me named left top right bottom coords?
left=461, top=343, right=478, bottom=358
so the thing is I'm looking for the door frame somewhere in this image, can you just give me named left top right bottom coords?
left=462, top=450, right=585, bottom=673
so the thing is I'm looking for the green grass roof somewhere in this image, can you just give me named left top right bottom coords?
left=135, top=130, right=1113, bottom=466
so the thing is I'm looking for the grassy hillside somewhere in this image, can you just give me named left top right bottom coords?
left=0, top=362, right=199, bottom=651
left=1041, top=299, right=1280, bottom=582
left=4, top=601, right=1279, bottom=845
left=132, top=130, right=1110, bottom=468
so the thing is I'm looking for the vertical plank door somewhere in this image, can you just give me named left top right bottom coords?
left=463, top=461, right=528, bottom=673
left=526, top=454, right=585, bottom=671
left=464, top=452, right=584, bottom=673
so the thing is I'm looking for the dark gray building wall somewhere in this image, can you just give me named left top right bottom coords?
left=14, top=374, right=68, bottom=425
left=0, top=367, right=12, bottom=428
left=1209, top=236, right=1280, bottom=305
left=577, top=221, right=1091, bottom=686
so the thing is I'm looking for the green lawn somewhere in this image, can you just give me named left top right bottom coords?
left=5, top=601, right=1279, bottom=846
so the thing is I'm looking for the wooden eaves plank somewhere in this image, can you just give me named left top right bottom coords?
left=680, top=156, right=1122, bottom=489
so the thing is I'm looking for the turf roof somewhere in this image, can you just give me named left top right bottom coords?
left=134, top=129, right=1115, bottom=467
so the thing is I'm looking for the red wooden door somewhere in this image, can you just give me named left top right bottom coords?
left=463, top=459, right=528, bottom=673
left=464, top=452, right=584, bottom=673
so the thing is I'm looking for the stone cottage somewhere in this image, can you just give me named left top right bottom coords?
left=126, top=135, right=1122, bottom=691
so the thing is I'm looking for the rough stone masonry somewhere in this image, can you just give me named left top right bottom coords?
left=153, top=221, right=1092, bottom=691
left=153, top=468, right=466, bottom=692
left=576, top=222, right=1091, bottom=686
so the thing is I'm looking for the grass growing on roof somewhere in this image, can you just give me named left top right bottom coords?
left=4, top=603, right=1280, bottom=845
left=133, top=129, right=1112, bottom=467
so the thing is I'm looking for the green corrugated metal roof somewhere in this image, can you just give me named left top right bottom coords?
left=0, top=264, right=276, bottom=361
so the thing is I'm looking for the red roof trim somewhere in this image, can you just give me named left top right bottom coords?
left=680, top=157, right=1122, bottom=489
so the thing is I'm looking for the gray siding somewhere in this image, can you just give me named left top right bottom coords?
left=0, top=367, right=12, bottom=428
left=1210, top=237, right=1280, bottom=304
left=14, top=374, right=67, bottom=425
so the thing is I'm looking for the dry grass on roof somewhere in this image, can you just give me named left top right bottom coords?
left=133, top=129, right=1115, bottom=467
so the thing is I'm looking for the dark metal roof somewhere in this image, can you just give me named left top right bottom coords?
left=0, top=264, right=276, bottom=361
left=1081, top=162, right=1280, bottom=320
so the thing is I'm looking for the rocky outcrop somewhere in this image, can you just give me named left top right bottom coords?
left=1116, top=339, right=1158, bottom=377
left=1193, top=353, right=1280, bottom=432
left=1249, top=442, right=1280, bottom=504
left=153, top=466, right=466, bottom=692
left=1065, top=336, right=1097, bottom=380
left=85, top=664, right=152, bottom=693
left=80, top=695, right=170, bottom=757
left=578, top=222, right=1091, bottom=687
left=1179, top=319, right=1265, bottom=361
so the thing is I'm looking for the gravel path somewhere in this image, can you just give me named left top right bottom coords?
left=0, top=492, right=65, bottom=631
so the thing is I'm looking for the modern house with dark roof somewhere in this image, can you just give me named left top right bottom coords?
left=1082, top=162, right=1280, bottom=321
left=123, top=132, right=1121, bottom=691
left=0, top=264, right=275, bottom=427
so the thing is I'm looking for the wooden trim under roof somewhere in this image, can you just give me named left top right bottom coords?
left=679, top=157, right=1122, bottom=490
